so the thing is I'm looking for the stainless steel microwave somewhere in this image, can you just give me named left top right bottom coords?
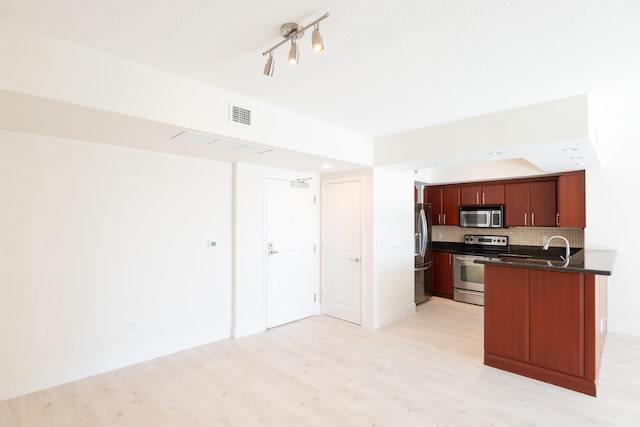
left=459, top=205, right=504, bottom=228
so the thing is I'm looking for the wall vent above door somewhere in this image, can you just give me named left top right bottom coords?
left=230, top=103, right=252, bottom=127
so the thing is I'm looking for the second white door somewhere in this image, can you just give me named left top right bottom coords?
left=322, top=179, right=362, bottom=324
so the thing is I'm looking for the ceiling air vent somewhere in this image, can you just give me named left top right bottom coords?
left=230, top=104, right=252, bottom=127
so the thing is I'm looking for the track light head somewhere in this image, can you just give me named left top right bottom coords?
left=288, top=39, right=299, bottom=65
left=312, top=24, right=324, bottom=52
left=263, top=53, right=274, bottom=76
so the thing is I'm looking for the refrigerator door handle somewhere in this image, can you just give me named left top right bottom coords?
left=414, top=262, right=432, bottom=272
left=419, top=208, right=428, bottom=257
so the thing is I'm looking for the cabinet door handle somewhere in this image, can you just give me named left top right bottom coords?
left=556, top=213, right=560, bottom=227
left=532, top=212, right=535, bottom=226
left=524, top=213, right=527, bottom=226
left=476, top=193, right=479, bottom=204
left=438, top=213, right=442, bottom=225
left=448, top=253, right=452, bottom=265
left=482, top=193, right=486, bottom=205
left=443, top=213, right=446, bottom=225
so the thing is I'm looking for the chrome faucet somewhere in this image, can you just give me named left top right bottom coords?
left=543, top=235, right=571, bottom=261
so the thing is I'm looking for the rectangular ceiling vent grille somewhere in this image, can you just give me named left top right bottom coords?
left=230, top=104, right=252, bottom=127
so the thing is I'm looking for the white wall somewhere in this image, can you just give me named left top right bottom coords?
left=372, top=168, right=415, bottom=328
left=0, top=131, right=232, bottom=400
left=585, top=85, right=640, bottom=335
left=233, top=163, right=320, bottom=337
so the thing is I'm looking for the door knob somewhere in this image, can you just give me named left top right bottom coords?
left=349, top=257, right=360, bottom=263
left=268, top=243, right=279, bottom=256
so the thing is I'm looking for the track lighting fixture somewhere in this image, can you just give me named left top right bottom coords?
left=262, top=13, right=329, bottom=76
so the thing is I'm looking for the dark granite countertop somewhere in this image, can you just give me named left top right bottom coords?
left=432, top=241, right=616, bottom=275
left=476, top=249, right=616, bottom=276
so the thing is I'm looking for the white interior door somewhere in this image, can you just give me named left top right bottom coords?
left=265, top=178, right=316, bottom=329
left=323, top=179, right=362, bottom=324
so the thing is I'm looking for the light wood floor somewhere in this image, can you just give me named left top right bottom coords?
left=2, top=297, right=639, bottom=426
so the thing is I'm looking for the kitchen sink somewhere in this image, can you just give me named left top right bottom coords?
left=499, top=255, right=570, bottom=267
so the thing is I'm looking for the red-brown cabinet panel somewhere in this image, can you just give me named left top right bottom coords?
left=484, top=266, right=530, bottom=362
left=426, top=185, right=459, bottom=225
left=529, top=180, right=557, bottom=227
left=425, top=186, right=443, bottom=224
left=460, top=184, right=482, bottom=206
left=460, top=183, right=504, bottom=206
left=505, top=182, right=529, bottom=226
left=529, top=270, right=585, bottom=377
left=433, top=252, right=453, bottom=299
left=482, top=183, right=505, bottom=205
left=442, top=186, right=460, bottom=226
left=505, top=180, right=556, bottom=227
left=557, top=170, right=586, bottom=228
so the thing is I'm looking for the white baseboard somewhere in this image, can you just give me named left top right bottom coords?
left=232, top=323, right=266, bottom=338
left=373, top=303, right=416, bottom=330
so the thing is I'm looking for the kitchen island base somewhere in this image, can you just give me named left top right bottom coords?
left=484, top=265, right=608, bottom=397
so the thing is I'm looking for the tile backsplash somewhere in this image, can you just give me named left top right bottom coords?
left=432, top=226, right=584, bottom=248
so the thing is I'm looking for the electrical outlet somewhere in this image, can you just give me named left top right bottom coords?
left=128, top=321, right=137, bottom=334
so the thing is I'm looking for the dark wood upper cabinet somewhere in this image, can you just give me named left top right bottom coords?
left=504, top=182, right=530, bottom=226
left=482, top=183, right=505, bottom=205
left=529, top=180, right=557, bottom=227
left=557, top=170, right=586, bottom=228
left=426, top=185, right=459, bottom=225
left=460, top=184, right=482, bottom=205
left=460, top=183, right=505, bottom=206
left=425, top=185, right=443, bottom=223
left=426, top=171, right=584, bottom=228
left=442, top=186, right=460, bottom=226
left=505, top=179, right=556, bottom=227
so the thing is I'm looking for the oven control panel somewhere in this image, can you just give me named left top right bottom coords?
left=464, top=234, right=508, bottom=247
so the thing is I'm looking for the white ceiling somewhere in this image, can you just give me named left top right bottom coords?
left=1, top=0, right=639, bottom=171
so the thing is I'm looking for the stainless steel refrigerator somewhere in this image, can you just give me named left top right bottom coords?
left=414, top=202, right=433, bottom=304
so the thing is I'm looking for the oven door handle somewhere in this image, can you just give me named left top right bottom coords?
left=456, top=289, right=482, bottom=296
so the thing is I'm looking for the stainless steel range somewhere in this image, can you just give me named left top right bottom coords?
left=453, top=234, right=509, bottom=306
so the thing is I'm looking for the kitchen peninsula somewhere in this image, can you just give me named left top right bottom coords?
left=476, top=249, right=616, bottom=396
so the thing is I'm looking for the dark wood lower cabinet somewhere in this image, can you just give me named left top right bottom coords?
left=530, top=270, right=585, bottom=377
left=484, top=267, right=529, bottom=362
left=433, top=251, right=453, bottom=299
left=484, top=265, right=607, bottom=396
